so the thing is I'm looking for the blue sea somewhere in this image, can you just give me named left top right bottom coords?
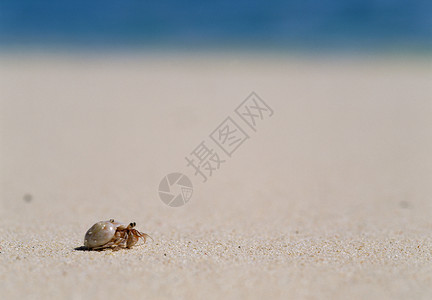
left=0, top=0, right=431, bottom=50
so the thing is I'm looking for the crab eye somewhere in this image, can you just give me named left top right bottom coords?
left=109, top=219, right=115, bottom=223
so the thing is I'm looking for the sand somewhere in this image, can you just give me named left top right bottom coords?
left=0, top=53, right=431, bottom=299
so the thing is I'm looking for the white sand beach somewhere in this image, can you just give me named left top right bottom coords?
left=0, top=53, right=431, bottom=299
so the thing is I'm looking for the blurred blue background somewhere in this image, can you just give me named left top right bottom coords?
left=0, top=0, right=431, bottom=51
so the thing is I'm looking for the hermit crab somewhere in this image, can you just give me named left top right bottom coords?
left=84, top=219, right=151, bottom=251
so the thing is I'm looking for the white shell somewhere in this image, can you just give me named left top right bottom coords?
left=84, top=220, right=127, bottom=249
